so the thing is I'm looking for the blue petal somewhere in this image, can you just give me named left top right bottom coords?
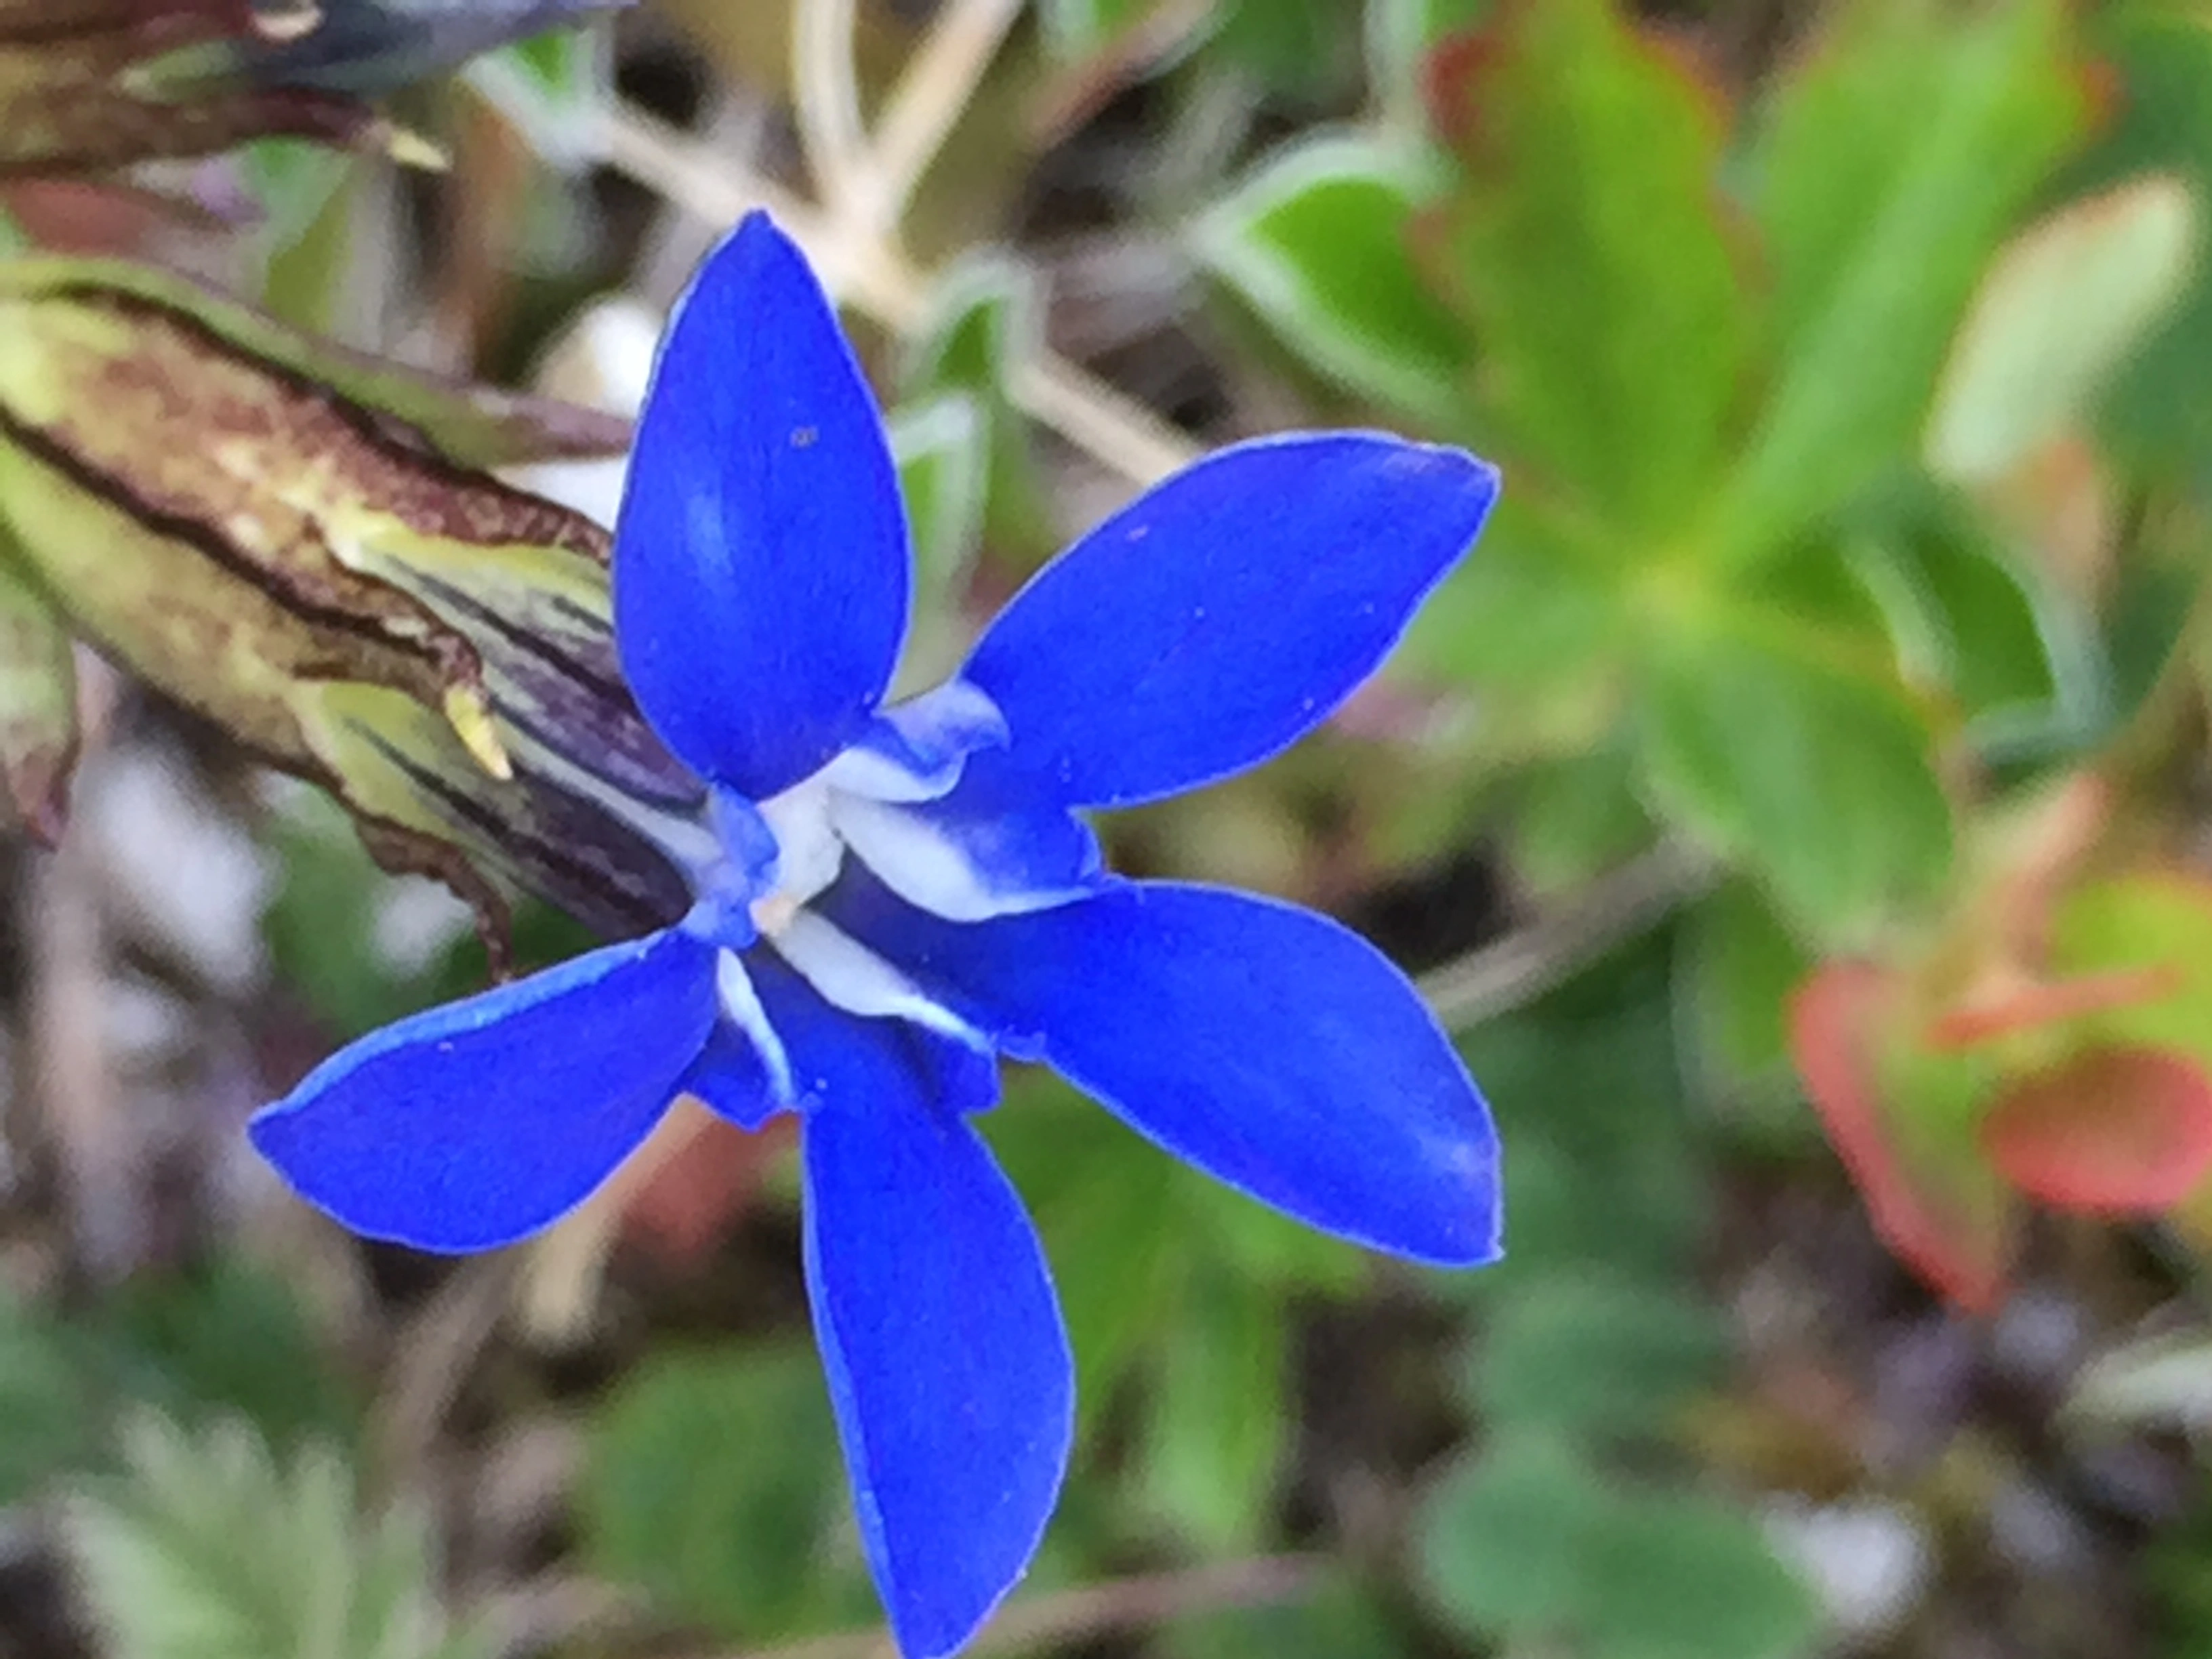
left=830, top=877, right=1501, bottom=1265
left=249, top=929, right=719, bottom=1252
left=783, top=977, right=1068, bottom=1657
left=614, top=213, right=909, bottom=800
left=822, top=680, right=1009, bottom=804
left=827, top=777, right=1108, bottom=923
left=753, top=947, right=1000, bottom=1118
left=960, top=434, right=1498, bottom=808
left=677, top=1021, right=782, bottom=1130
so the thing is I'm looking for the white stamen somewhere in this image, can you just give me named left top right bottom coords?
left=773, top=910, right=977, bottom=1044
left=819, top=680, right=1010, bottom=804
left=716, top=949, right=794, bottom=1103
left=827, top=790, right=1092, bottom=922
left=749, top=777, right=845, bottom=933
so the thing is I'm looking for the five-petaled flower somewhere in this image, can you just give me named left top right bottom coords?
left=251, top=212, right=1504, bottom=1659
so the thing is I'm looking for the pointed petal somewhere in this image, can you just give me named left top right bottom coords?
left=785, top=979, right=1067, bottom=1658
left=249, top=929, right=718, bottom=1252
left=832, top=876, right=1500, bottom=1265
left=960, top=434, right=1498, bottom=808
left=614, top=213, right=909, bottom=800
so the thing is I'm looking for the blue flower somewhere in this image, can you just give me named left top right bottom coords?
left=250, top=212, right=1502, bottom=1659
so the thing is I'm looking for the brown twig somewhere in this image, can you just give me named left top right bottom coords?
left=22, top=814, right=136, bottom=1281
left=593, top=109, right=1194, bottom=488
left=714, top=1553, right=1324, bottom=1659
left=1415, top=844, right=1720, bottom=1030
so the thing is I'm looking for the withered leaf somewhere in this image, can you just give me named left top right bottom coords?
left=0, top=533, right=77, bottom=842
left=246, top=0, right=628, bottom=96
left=0, top=255, right=697, bottom=954
left=0, top=0, right=628, bottom=180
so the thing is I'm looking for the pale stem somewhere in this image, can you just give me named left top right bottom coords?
left=867, top=0, right=1030, bottom=231
left=790, top=0, right=873, bottom=225
left=594, top=107, right=1194, bottom=487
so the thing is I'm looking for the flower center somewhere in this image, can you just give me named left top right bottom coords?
left=747, top=776, right=847, bottom=937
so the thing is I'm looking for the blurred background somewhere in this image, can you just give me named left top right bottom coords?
left=5, top=0, right=2212, bottom=1655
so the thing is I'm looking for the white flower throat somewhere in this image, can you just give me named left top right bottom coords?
left=749, top=777, right=847, bottom=936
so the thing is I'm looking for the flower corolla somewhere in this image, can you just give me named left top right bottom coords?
left=251, top=212, right=1503, bottom=1659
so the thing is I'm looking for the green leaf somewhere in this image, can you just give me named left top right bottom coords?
left=983, top=1074, right=1183, bottom=1430
left=1417, top=1434, right=1610, bottom=1637
left=1215, top=0, right=1356, bottom=102
left=1841, top=495, right=2101, bottom=764
left=886, top=392, right=989, bottom=687
left=1195, top=131, right=1471, bottom=419
left=1437, top=0, right=1746, bottom=535
left=1395, top=495, right=1623, bottom=697
left=989, top=1062, right=1367, bottom=1436
left=2049, top=872, right=2212, bottom=1066
left=2063, top=14, right=2212, bottom=465
left=888, top=393, right=987, bottom=604
left=0, top=1293, right=105, bottom=1504
left=1509, top=743, right=1656, bottom=894
left=1579, top=1486, right=1822, bottom=1659
left=263, top=791, right=451, bottom=1039
left=1136, top=1267, right=1290, bottom=1551
left=1454, top=951, right=1708, bottom=1282
left=1679, top=880, right=1810, bottom=1102
left=2104, top=556, right=2196, bottom=725
left=900, top=256, right=1057, bottom=564
left=64, top=1414, right=487, bottom=1659
left=1720, top=0, right=2088, bottom=561
left=1926, top=174, right=2199, bottom=483
left=579, top=1346, right=865, bottom=1642
left=242, top=140, right=356, bottom=268
left=464, top=26, right=609, bottom=170
left=104, top=1262, right=358, bottom=1453
left=1472, top=1271, right=1726, bottom=1440
left=1637, top=603, right=1953, bottom=939
left=1420, top=1437, right=1820, bottom=1659
left=1198, top=1165, right=1367, bottom=1293
left=1037, top=0, right=1162, bottom=61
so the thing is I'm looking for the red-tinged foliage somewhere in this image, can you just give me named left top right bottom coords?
left=1927, top=964, right=2186, bottom=1050
left=1420, top=1, right=1734, bottom=160
left=1418, top=28, right=1500, bottom=154
left=1790, top=962, right=2012, bottom=1313
left=1982, top=1047, right=2212, bottom=1216
left=620, top=1111, right=794, bottom=1269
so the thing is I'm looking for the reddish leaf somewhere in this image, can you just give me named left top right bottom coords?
left=1927, top=964, right=2186, bottom=1049
left=619, top=1110, right=793, bottom=1268
left=1790, top=962, right=2013, bottom=1312
left=1983, top=1047, right=2212, bottom=1215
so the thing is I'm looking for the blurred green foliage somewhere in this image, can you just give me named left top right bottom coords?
left=580, top=1346, right=876, bottom=1640
left=0, top=1263, right=355, bottom=1509
left=65, top=1416, right=488, bottom=1659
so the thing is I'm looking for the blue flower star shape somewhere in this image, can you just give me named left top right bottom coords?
left=251, top=212, right=1503, bottom=1659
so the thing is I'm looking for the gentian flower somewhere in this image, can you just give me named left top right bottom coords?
left=251, top=212, right=1503, bottom=1659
